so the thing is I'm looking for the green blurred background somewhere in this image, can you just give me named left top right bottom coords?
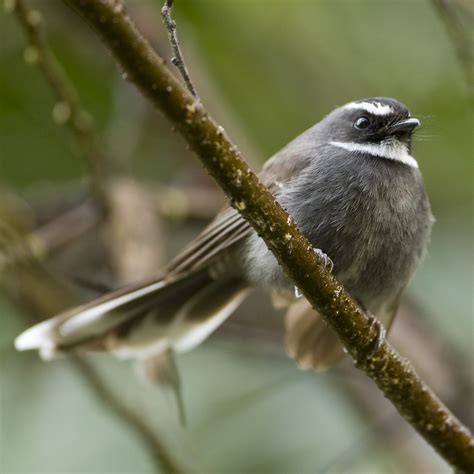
left=0, top=0, right=472, bottom=473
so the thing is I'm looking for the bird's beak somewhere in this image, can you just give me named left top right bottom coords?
left=388, top=117, right=421, bottom=134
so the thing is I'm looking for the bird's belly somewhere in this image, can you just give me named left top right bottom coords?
left=312, top=215, right=421, bottom=311
left=333, top=242, right=402, bottom=310
left=241, top=230, right=407, bottom=298
left=240, top=232, right=292, bottom=290
left=240, top=201, right=426, bottom=314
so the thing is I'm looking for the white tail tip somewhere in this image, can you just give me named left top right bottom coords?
left=14, top=319, right=56, bottom=352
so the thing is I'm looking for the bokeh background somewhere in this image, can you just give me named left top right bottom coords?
left=0, top=0, right=472, bottom=473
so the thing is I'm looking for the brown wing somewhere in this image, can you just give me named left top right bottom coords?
left=285, top=299, right=346, bottom=371
left=164, top=138, right=313, bottom=277
left=164, top=206, right=252, bottom=276
left=164, top=176, right=291, bottom=277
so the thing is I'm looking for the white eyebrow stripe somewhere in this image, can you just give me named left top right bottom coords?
left=344, top=101, right=394, bottom=116
left=330, top=140, right=419, bottom=168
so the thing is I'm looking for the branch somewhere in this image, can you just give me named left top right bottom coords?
left=47, top=0, right=474, bottom=470
left=71, top=358, right=184, bottom=474
left=0, top=182, right=220, bottom=273
left=0, top=198, right=186, bottom=474
left=0, top=200, right=101, bottom=276
left=12, top=0, right=111, bottom=213
left=161, top=0, right=200, bottom=99
left=31, top=199, right=102, bottom=258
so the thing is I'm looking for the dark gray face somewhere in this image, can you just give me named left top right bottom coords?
left=324, top=97, right=420, bottom=150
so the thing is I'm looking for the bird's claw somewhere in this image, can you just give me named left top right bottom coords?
left=365, top=314, right=386, bottom=359
left=314, top=248, right=334, bottom=273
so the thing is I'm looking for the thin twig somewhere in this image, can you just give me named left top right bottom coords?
left=72, top=357, right=185, bottom=474
left=0, top=182, right=221, bottom=272
left=31, top=199, right=102, bottom=257
left=0, top=201, right=186, bottom=474
left=12, top=0, right=111, bottom=213
left=7, top=4, right=186, bottom=471
left=0, top=198, right=101, bottom=274
left=161, top=0, right=200, bottom=99
left=61, top=1, right=474, bottom=470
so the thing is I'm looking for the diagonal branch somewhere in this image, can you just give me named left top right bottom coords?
left=44, top=0, right=474, bottom=470
left=71, top=357, right=185, bottom=474
left=0, top=196, right=186, bottom=474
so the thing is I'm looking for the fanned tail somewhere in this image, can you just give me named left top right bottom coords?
left=285, top=299, right=345, bottom=371
left=15, top=270, right=249, bottom=361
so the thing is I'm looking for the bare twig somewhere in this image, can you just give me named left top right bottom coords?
left=12, top=0, right=110, bottom=213
left=60, top=1, right=474, bottom=470
left=72, top=357, right=185, bottom=474
left=0, top=199, right=186, bottom=474
left=161, top=0, right=200, bottom=99
left=0, top=181, right=222, bottom=274
left=0, top=199, right=101, bottom=274
left=32, top=199, right=102, bottom=257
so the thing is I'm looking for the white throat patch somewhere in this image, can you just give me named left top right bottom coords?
left=344, top=101, right=394, bottom=116
left=330, top=139, right=419, bottom=168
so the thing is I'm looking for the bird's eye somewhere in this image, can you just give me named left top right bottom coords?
left=354, top=116, right=371, bottom=130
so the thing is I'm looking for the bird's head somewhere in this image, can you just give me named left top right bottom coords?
left=323, top=97, right=421, bottom=168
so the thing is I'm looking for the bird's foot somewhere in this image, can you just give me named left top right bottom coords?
left=364, top=313, right=386, bottom=360
left=313, top=248, right=334, bottom=273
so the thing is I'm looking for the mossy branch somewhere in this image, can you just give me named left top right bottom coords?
left=59, top=0, right=474, bottom=471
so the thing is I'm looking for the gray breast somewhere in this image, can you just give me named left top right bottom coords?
left=242, top=149, right=433, bottom=310
left=282, top=150, right=433, bottom=304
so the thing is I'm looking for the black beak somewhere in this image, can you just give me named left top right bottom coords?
left=387, top=117, right=420, bottom=134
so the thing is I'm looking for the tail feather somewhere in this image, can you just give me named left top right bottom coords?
left=15, top=270, right=248, bottom=360
left=167, top=279, right=249, bottom=352
left=284, top=296, right=399, bottom=371
left=285, top=299, right=345, bottom=371
left=15, top=318, right=59, bottom=360
left=59, top=279, right=168, bottom=341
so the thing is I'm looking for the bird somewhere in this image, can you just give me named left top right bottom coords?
left=15, top=97, right=434, bottom=372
